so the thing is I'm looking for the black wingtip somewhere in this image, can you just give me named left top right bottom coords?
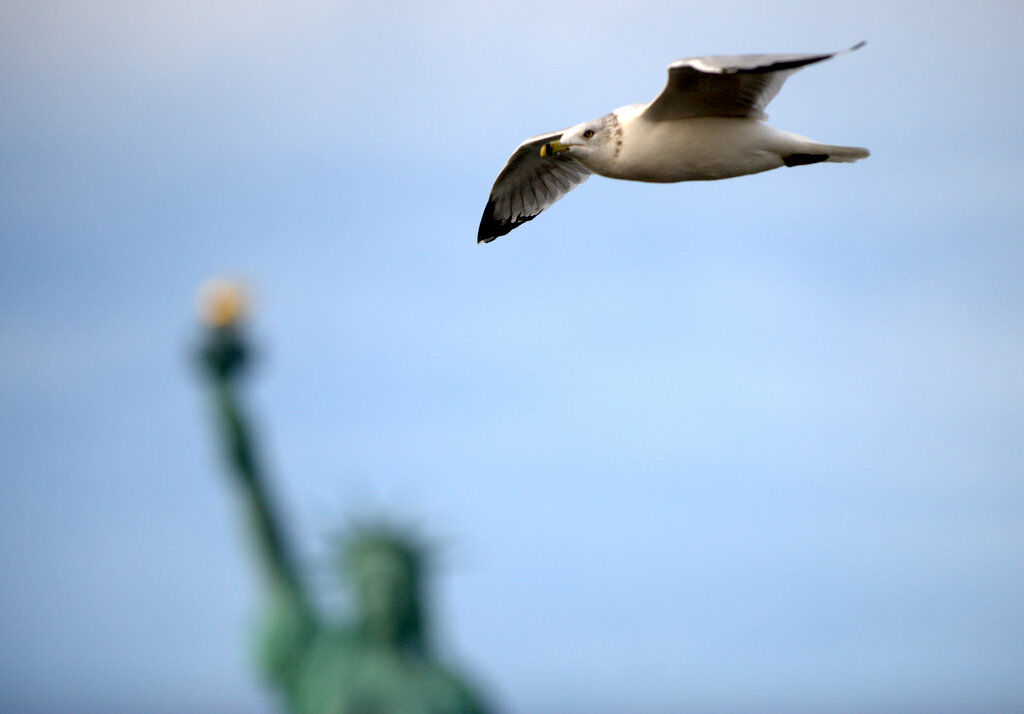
left=851, top=40, right=867, bottom=51
left=477, top=197, right=504, bottom=244
left=783, top=153, right=829, bottom=167
left=477, top=197, right=538, bottom=244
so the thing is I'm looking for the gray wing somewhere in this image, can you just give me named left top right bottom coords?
left=641, top=42, right=865, bottom=122
left=478, top=130, right=591, bottom=243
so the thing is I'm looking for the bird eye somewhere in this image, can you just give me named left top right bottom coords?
left=583, top=129, right=595, bottom=139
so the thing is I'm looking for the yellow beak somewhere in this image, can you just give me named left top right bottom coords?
left=540, top=140, right=571, bottom=157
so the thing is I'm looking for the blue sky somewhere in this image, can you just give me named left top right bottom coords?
left=2, top=1, right=1023, bottom=712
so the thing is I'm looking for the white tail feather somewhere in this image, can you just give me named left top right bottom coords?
left=819, top=144, right=870, bottom=163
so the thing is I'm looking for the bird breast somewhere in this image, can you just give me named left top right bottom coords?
left=602, top=116, right=788, bottom=183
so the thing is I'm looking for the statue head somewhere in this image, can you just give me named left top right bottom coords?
left=342, top=528, right=426, bottom=652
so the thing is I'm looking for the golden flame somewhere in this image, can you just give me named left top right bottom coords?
left=196, top=278, right=248, bottom=328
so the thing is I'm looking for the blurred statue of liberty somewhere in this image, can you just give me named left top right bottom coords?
left=195, top=280, right=489, bottom=714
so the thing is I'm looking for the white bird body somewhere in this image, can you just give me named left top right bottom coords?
left=477, top=44, right=870, bottom=243
left=592, top=111, right=799, bottom=182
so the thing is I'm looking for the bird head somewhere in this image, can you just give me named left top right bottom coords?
left=540, top=114, right=620, bottom=171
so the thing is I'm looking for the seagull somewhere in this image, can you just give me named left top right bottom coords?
left=477, top=42, right=870, bottom=243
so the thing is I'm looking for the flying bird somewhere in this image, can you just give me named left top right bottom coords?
left=477, top=43, right=870, bottom=243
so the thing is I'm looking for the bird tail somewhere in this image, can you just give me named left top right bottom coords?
left=817, top=143, right=870, bottom=163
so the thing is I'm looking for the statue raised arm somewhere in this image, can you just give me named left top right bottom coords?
left=196, top=281, right=489, bottom=714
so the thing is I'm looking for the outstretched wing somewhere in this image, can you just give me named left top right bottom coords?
left=478, top=130, right=591, bottom=244
left=641, top=42, right=865, bottom=122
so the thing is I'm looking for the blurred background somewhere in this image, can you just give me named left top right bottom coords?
left=2, top=1, right=1023, bottom=712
